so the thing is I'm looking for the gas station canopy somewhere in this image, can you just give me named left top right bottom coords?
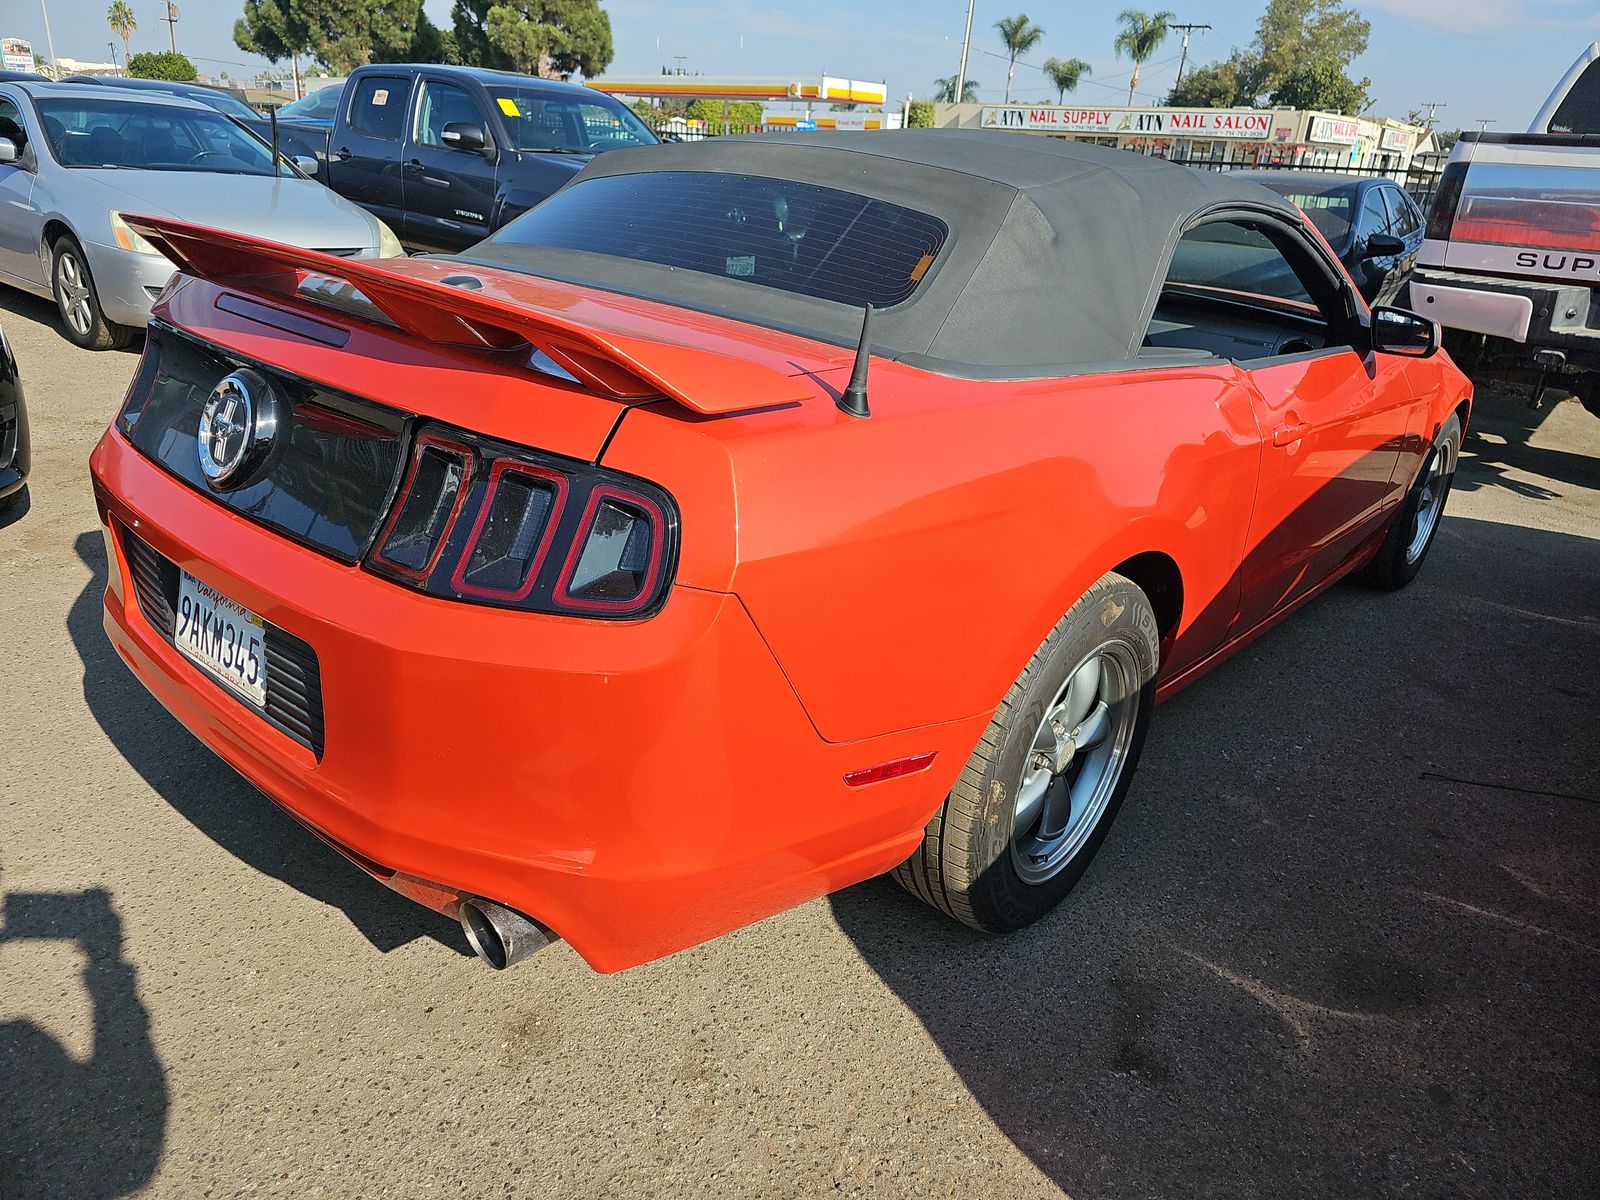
left=587, top=76, right=888, bottom=106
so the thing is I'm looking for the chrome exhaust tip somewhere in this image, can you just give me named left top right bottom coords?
left=458, top=898, right=557, bottom=970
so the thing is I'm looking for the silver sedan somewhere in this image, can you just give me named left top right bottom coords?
left=0, top=82, right=402, bottom=350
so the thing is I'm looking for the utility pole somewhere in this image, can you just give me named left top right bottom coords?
left=1417, top=101, right=1445, bottom=130
left=108, top=41, right=118, bottom=73
left=955, top=0, right=975, bottom=105
left=1476, top=118, right=1495, bottom=133
left=1170, top=22, right=1212, bottom=86
left=37, top=0, right=59, bottom=80
left=164, top=2, right=179, bottom=53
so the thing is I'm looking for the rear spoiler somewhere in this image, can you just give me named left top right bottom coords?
left=125, top=215, right=813, bottom=416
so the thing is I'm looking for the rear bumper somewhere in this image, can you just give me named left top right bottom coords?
left=90, top=425, right=981, bottom=971
left=1411, top=268, right=1600, bottom=369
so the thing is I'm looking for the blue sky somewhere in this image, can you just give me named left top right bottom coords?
left=10, top=0, right=1598, bottom=129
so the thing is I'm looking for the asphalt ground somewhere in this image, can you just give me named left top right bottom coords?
left=1, top=286, right=1596, bottom=1200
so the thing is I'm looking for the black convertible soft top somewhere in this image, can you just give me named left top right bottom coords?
left=465, top=129, right=1311, bottom=375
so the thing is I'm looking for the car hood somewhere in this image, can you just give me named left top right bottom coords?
left=83, top=170, right=382, bottom=252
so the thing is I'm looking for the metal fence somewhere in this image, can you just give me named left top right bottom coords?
left=1164, top=154, right=1448, bottom=212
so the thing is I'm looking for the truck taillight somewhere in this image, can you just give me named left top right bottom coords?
left=365, top=424, right=678, bottom=618
left=1425, top=162, right=1467, bottom=242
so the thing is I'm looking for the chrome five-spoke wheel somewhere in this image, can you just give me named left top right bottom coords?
left=55, top=247, right=93, bottom=338
left=1012, top=641, right=1141, bottom=884
left=1405, top=439, right=1450, bottom=565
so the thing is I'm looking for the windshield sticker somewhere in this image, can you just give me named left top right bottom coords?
left=372, top=89, right=389, bottom=106
left=725, top=256, right=756, bottom=277
left=498, top=97, right=520, bottom=117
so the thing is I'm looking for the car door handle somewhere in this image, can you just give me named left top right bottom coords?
left=404, top=159, right=425, bottom=173
left=1272, top=421, right=1310, bottom=446
left=330, top=147, right=351, bottom=161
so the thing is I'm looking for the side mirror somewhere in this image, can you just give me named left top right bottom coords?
left=441, top=122, right=487, bottom=153
left=1370, top=305, right=1439, bottom=358
left=1363, top=232, right=1407, bottom=259
left=292, top=154, right=319, bottom=175
left=0, top=138, right=16, bottom=164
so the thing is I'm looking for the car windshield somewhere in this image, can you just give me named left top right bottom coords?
left=486, top=88, right=656, bottom=153
left=480, top=170, right=949, bottom=309
left=1255, top=180, right=1356, bottom=246
left=278, top=86, right=341, bottom=120
left=37, top=97, right=275, bottom=173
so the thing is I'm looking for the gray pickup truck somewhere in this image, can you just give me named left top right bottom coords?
left=1410, top=43, right=1600, bottom=416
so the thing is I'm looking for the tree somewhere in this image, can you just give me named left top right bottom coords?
left=686, top=98, right=763, bottom=131
left=906, top=99, right=935, bottom=128
left=1253, top=0, right=1368, bottom=94
left=234, top=0, right=313, bottom=68
left=1269, top=58, right=1368, bottom=115
left=1041, top=56, right=1090, bottom=104
left=107, top=1, right=136, bottom=69
left=933, top=75, right=980, bottom=103
left=1113, top=9, right=1174, bottom=106
left=452, top=0, right=614, bottom=79
left=1164, top=57, right=1238, bottom=107
left=994, top=14, right=1044, bottom=105
left=127, top=51, right=197, bottom=81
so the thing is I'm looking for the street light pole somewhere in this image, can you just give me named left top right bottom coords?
left=955, top=0, right=975, bottom=104
left=37, top=0, right=59, bottom=79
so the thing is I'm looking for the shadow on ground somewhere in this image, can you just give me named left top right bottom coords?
left=833, top=513, right=1600, bottom=1198
left=1453, top=391, right=1599, bottom=501
left=0, top=877, right=166, bottom=1199
left=67, top=531, right=468, bottom=957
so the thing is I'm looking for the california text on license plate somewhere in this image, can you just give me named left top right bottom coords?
left=175, top=570, right=268, bottom=708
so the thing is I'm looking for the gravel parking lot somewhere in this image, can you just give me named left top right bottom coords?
left=2, top=288, right=1596, bottom=1199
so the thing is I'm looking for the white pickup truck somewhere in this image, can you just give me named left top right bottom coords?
left=1410, top=43, right=1600, bottom=417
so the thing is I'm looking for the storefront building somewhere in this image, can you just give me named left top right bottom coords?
left=935, top=103, right=1432, bottom=173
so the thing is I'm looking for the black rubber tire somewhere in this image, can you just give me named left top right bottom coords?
left=1362, top=412, right=1462, bottom=591
left=51, top=236, right=133, bottom=352
left=893, top=572, right=1160, bottom=933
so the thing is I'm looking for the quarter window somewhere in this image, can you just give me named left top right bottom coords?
left=349, top=76, right=412, bottom=140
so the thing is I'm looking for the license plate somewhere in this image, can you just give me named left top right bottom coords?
left=175, top=570, right=268, bottom=708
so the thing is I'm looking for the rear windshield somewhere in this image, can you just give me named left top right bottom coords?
left=1454, top=163, right=1600, bottom=251
left=278, top=86, right=342, bottom=120
left=1258, top=184, right=1355, bottom=246
left=1548, top=58, right=1600, bottom=135
left=483, top=171, right=950, bottom=309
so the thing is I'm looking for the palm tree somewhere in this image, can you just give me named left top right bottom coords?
left=1042, top=57, right=1092, bottom=104
left=995, top=14, right=1045, bottom=104
left=1113, top=9, right=1174, bottom=106
left=107, top=1, right=137, bottom=71
left=934, top=75, right=981, bottom=104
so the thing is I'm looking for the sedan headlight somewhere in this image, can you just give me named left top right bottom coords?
left=376, top=221, right=404, bottom=258
left=110, top=212, right=162, bottom=256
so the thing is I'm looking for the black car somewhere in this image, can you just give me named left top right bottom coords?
left=65, top=75, right=273, bottom=143
left=309, top=63, right=660, bottom=252
left=0, top=70, right=48, bottom=83
left=0, top=324, right=29, bottom=511
left=1232, top=171, right=1426, bottom=307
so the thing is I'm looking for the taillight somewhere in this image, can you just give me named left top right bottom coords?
left=365, top=424, right=677, bottom=619
left=553, top=487, right=667, bottom=613
left=372, top=434, right=474, bottom=581
left=1424, top=162, right=1467, bottom=242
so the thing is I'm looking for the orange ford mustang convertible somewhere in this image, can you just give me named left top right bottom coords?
left=90, top=132, right=1470, bottom=972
